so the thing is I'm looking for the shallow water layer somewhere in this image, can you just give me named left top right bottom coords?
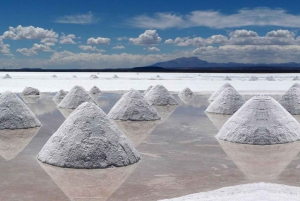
left=1, top=93, right=300, bottom=201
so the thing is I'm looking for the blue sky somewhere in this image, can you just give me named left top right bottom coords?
left=2, top=0, right=300, bottom=68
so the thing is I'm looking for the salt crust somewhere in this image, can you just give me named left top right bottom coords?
left=206, top=87, right=245, bottom=115
left=0, top=91, right=41, bottom=129
left=159, top=183, right=300, bottom=201
left=108, top=89, right=161, bottom=121
left=38, top=102, right=140, bottom=168
left=208, top=83, right=232, bottom=102
left=279, top=83, right=300, bottom=114
left=58, top=85, right=95, bottom=109
left=21, top=87, right=40, bottom=96
left=53, top=90, right=68, bottom=100
left=144, top=85, right=178, bottom=106
left=217, top=95, right=300, bottom=145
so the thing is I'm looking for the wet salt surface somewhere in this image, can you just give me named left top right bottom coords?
left=1, top=92, right=300, bottom=200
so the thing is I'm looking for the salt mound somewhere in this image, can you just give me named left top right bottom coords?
left=53, top=90, right=68, bottom=101
left=144, top=85, right=178, bottom=106
left=52, top=75, right=57, bottom=78
left=216, top=95, right=300, bottom=145
left=208, top=83, right=232, bottom=102
left=144, top=86, right=153, bottom=95
left=156, top=75, right=160, bottom=78
left=3, top=74, right=11, bottom=79
left=178, top=87, right=194, bottom=103
left=38, top=102, right=140, bottom=168
left=92, top=75, right=98, bottom=79
left=108, top=89, right=161, bottom=121
left=266, top=76, right=276, bottom=81
left=279, top=84, right=300, bottom=114
left=293, top=76, right=300, bottom=80
left=0, top=91, right=41, bottom=129
left=159, top=183, right=300, bottom=201
left=248, top=76, right=258, bottom=81
left=21, top=87, right=40, bottom=96
left=113, top=74, right=119, bottom=78
left=72, top=75, right=77, bottom=78
left=89, top=86, right=101, bottom=97
left=58, top=85, right=95, bottom=109
left=206, top=87, right=245, bottom=115
left=224, top=76, right=231, bottom=80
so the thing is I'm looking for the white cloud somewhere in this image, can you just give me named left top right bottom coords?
left=1, top=25, right=58, bottom=40
left=55, top=12, right=99, bottom=24
left=112, top=45, right=125, bottom=49
left=0, top=39, right=11, bottom=55
left=40, top=38, right=58, bottom=46
left=128, top=8, right=300, bottom=29
left=148, top=47, right=160, bottom=51
left=79, top=45, right=105, bottom=52
left=129, top=30, right=162, bottom=45
left=16, top=43, right=52, bottom=56
left=87, top=37, right=110, bottom=45
left=165, top=35, right=227, bottom=47
left=205, top=35, right=228, bottom=44
left=59, top=34, right=76, bottom=44
left=229, top=30, right=258, bottom=38
left=117, top=37, right=127, bottom=41
left=266, top=30, right=295, bottom=38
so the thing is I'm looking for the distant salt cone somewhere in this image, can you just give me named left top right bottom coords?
left=0, top=91, right=41, bottom=129
left=3, top=74, right=11, bottom=79
left=279, top=84, right=300, bottom=114
left=21, top=87, right=40, bottom=96
left=208, top=83, right=232, bottom=102
left=52, top=75, right=57, bottom=78
left=248, top=76, right=258, bottom=81
left=89, top=86, right=101, bottom=97
left=178, top=87, right=194, bottom=104
left=53, top=90, right=68, bottom=101
left=113, top=75, right=119, bottom=78
left=293, top=76, right=300, bottom=80
left=205, top=87, right=245, bottom=115
left=58, top=85, right=96, bottom=109
left=144, top=85, right=178, bottom=106
left=223, top=76, right=231, bottom=80
left=38, top=102, right=140, bottom=168
left=144, top=86, right=153, bottom=95
left=216, top=95, right=300, bottom=145
left=108, top=89, right=161, bottom=121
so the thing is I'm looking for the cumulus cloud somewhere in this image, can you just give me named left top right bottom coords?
left=78, top=45, right=105, bottom=52
left=16, top=43, right=52, bottom=56
left=112, top=45, right=125, bottom=49
left=117, top=37, right=127, bottom=41
left=266, top=30, right=295, bottom=38
left=229, top=30, right=258, bottom=38
left=129, top=30, right=162, bottom=45
left=128, top=8, right=300, bottom=29
left=59, top=34, right=76, bottom=44
left=1, top=25, right=58, bottom=40
left=0, top=39, right=11, bottom=55
left=148, top=47, right=160, bottom=51
left=87, top=37, right=110, bottom=45
left=55, top=12, right=99, bottom=24
left=40, top=38, right=58, bottom=46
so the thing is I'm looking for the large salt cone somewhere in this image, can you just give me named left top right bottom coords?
left=38, top=102, right=140, bottom=168
left=208, top=83, right=232, bottom=102
left=89, top=86, right=101, bottom=98
left=53, top=90, right=68, bottom=101
left=21, top=87, right=40, bottom=96
left=279, top=84, right=300, bottom=114
left=144, top=85, right=178, bottom=106
left=178, top=87, right=194, bottom=104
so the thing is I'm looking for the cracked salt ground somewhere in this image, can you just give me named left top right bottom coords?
left=2, top=92, right=300, bottom=200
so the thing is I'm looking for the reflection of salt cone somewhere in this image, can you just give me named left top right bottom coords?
left=154, top=105, right=178, bottom=122
left=25, top=95, right=57, bottom=116
left=21, top=95, right=40, bottom=103
left=218, top=140, right=300, bottom=182
left=180, top=95, right=210, bottom=108
left=52, top=98, right=61, bottom=105
left=113, top=120, right=160, bottom=147
left=179, top=94, right=194, bottom=104
left=39, top=161, right=137, bottom=201
left=0, top=127, right=40, bottom=160
left=58, top=108, right=74, bottom=118
left=206, top=113, right=231, bottom=130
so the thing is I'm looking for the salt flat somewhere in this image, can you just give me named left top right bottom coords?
left=0, top=72, right=299, bottom=93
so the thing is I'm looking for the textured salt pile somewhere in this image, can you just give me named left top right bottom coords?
left=279, top=84, right=300, bottom=114
left=89, top=86, right=101, bottom=97
left=0, top=127, right=40, bottom=160
left=38, top=102, right=140, bottom=168
left=0, top=91, right=41, bottom=129
left=113, top=74, right=119, bottom=78
left=144, top=85, right=153, bottom=95
left=39, top=161, right=137, bottom=201
left=293, top=76, right=300, bottom=80
left=266, top=76, right=276, bottom=81
left=178, top=87, right=194, bottom=103
left=218, top=140, right=300, bottom=182
left=224, top=76, right=231, bottom=80
left=3, top=74, right=11, bottom=79
left=53, top=90, right=68, bottom=101
left=108, top=89, right=161, bottom=121
left=217, top=95, right=300, bottom=145
left=208, top=83, right=233, bottom=102
left=292, top=83, right=300, bottom=88
left=248, top=76, right=258, bottom=81
left=144, top=85, right=178, bottom=106
left=206, top=87, right=245, bottom=115
left=159, top=183, right=300, bottom=201
left=21, top=87, right=40, bottom=96
left=58, top=85, right=96, bottom=109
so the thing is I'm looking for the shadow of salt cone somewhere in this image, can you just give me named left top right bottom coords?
left=113, top=120, right=161, bottom=147
left=206, top=113, right=232, bottom=130
left=218, top=139, right=300, bottom=182
left=38, top=161, right=138, bottom=201
left=58, top=108, right=75, bottom=119
left=0, top=127, right=40, bottom=160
